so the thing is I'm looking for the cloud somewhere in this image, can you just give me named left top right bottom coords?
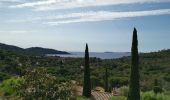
left=10, top=0, right=56, bottom=8
left=0, top=30, right=30, bottom=34
left=45, top=9, right=170, bottom=25
left=10, top=0, right=170, bottom=11
left=8, top=8, right=170, bottom=25
left=0, top=0, right=25, bottom=3
left=0, top=0, right=26, bottom=8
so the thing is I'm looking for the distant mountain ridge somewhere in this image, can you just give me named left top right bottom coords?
left=0, top=43, right=69, bottom=55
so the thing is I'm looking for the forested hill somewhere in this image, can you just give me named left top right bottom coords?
left=141, top=49, right=170, bottom=58
left=0, top=43, right=69, bottom=55
left=110, top=49, right=170, bottom=91
left=0, top=43, right=24, bottom=54
left=26, top=47, right=69, bottom=55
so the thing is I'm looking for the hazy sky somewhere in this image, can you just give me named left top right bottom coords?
left=0, top=0, right=170, bottom=52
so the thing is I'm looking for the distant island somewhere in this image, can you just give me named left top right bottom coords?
left=0, top=43, right=69, bottom=55
left=104, top=51, right=130, bottom=54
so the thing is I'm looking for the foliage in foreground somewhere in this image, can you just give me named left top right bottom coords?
left=75, top=96, right=88, bottom=100
left=16, top=68, right=72, bottom=100
left=0, top=77, right=22, bottom=100
left=0, top=77, right=23, bottom=96
left=109, top=91, right=170, bottom=100
left=141, top=91, right=170, bottom=100
left=153, top=79, right=163, bottom=94
left=109, top=96, right=126, bottom=100
left=119, top=86, right=129, bottom=97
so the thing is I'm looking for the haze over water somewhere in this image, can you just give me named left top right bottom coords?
left=48, top=52, right=131, bottom=59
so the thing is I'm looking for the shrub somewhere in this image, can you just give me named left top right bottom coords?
left=76, top=96, right=88, bottom=100
left=0, top=72, right=11, bottom=82
left=0, top=77, right=23, bottom=96
left=141, top=79, right=153, bottom=91
left=109, top=76, right=128, bottom=88
left=154, top=86, right=163, bottom=94
left=141, top=92, right=156, bottom=100
left=141, top=91, right=170, bottom=100
left=109, top=96, right=126, bottom=100
left=163, top=73, right=170, bottom=82
left=119, top=86, right=129, bottom=97
left=16, top=67, right=72, bottom=100
left=153, top=79, right=163, bottom=94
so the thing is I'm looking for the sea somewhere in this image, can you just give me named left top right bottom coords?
left=47, top=52, right=131, bottom=59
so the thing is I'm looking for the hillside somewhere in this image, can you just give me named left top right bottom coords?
left=0, top=43, right=25, bottom=54
left=0, top=47, right=169, bottom=99
left=26, top=47, right=69, bottom=55
left=0, top=43, right=69, bottom=55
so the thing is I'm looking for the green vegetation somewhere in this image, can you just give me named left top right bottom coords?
left=0, top=77, right=23, bottom=96
left=128, top=28, right=140, bottom=100
left=75, top=96, right=88, bottom=100
left=0, top=29, right=170, bottom=99
left=83, top=44, right=91, bottom=97
left=0, top=72, right=11, bottom=82
left=109, top=96, right=126, bottom=100
left=0, top=45, right=170, bottom=99
left=119, top=86, right=129, bottom=97
left=104, top=67, right=109, bottom=92
left=153, top=79, right=163, bottom=94
left=16, top=68, right=71, bottom=100
left=109, top=91, right=170, bottom=100
left=141, top=91, right=170, bottom=100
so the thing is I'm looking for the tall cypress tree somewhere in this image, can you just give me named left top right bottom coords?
left=105, top=67, right=109, bottom=92
left=128, top=28, right=140, bottom=100
left=83, top=43, right=91, bottom=97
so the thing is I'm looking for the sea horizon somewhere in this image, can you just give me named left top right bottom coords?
left=47, top=51, right=131, bottom=59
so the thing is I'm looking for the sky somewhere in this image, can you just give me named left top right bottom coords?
left=0, top=0, right=170, bottom=52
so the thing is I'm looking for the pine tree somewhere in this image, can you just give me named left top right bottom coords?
left=127, top=28, right=140, bottom=100
left=105, top=67, right=109, bottom=92
left=83, top=43, right=91, bottom=97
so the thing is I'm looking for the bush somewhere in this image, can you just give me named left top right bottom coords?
left=109, top=76, right=128, bottom=87
left=0, top=77, right=23, bottom=96
left=141, top=91, right=170, bottom=100
left=164, top=74, right=170, bottom=82
left=109, top=96, right=126, bottom=100
left=69, top=96, right=88, bottom=100
left=119, top=86, right=129, bottom=97
left=141, top=79, right=153, bottom=91
left=153, top=79, right=163, bottom=94
left=16, top=67, right=72, bottom=100
left=154, top=86, right=163, bottom=94
left=0, top=72, right=11, bottom=82
left=141, top=92, right=156, bottom=100
left=76, top=96, right=88, bottom=100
